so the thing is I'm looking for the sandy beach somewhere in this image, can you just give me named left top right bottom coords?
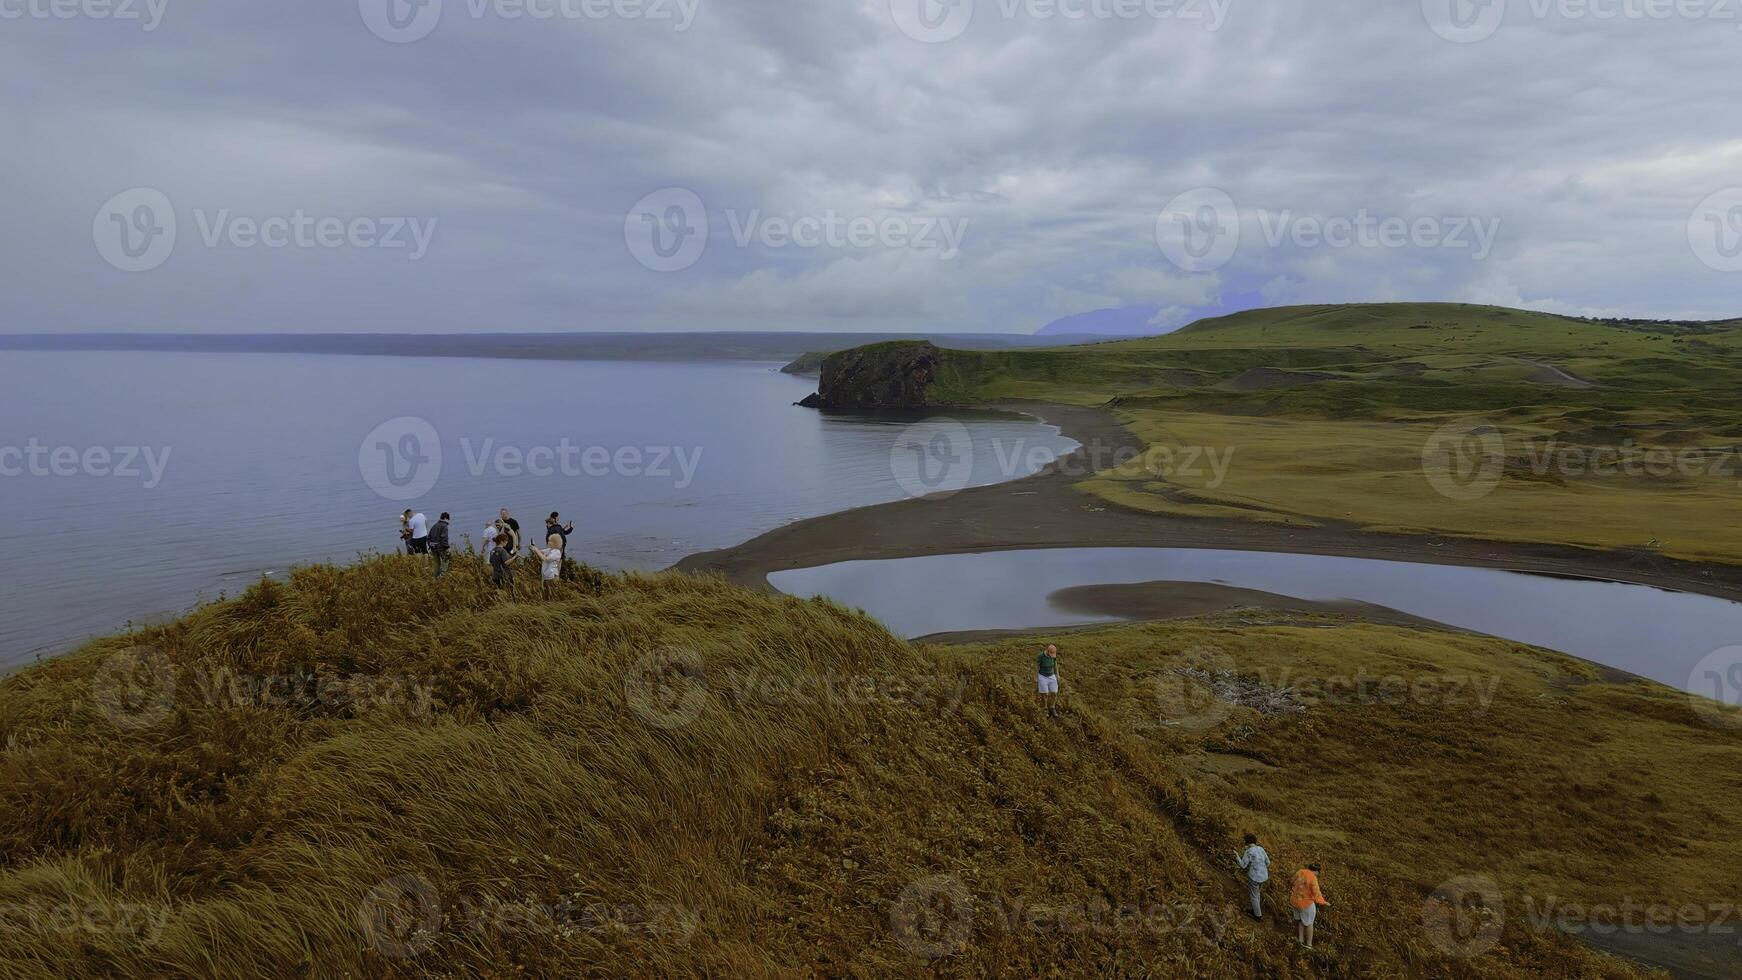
left=676, top=402, right=1742, bottom=608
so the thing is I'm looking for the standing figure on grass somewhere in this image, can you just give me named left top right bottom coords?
left=544, top=512, right=574, bottom=578
left=404, top=509, right=429, bottom=554
left=530, top=533, right=565, bottom=599
left=1291, top=863, right=1328, bottom=949
left=1037, top=644, right=1060, bottom=717
left=428, top=512, right=452, bottom=578
left=489, top=532, right=515, bottom=591
left=1237, top=833, right=1269, bottom=920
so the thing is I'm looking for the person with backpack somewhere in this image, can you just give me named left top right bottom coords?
left=1291, top=863, right=1328, bottom=948
left=428, top=512, right=451, bottom=578
left=1237, top=833, right=1270, bottom=920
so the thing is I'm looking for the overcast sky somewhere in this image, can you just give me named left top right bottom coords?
left=2, top=0, right=1740, bottom=333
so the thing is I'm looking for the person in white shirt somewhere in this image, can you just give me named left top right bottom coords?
left=1237, top=833, right=1270, bottom=920
left=482, top=519, right=502, bottom=556
left=529, top=533, right=564, bottom=599
left=401, top=510, right=429, bottom=554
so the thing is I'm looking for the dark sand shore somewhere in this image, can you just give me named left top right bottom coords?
left=676, top=401, right=1742, bottom=605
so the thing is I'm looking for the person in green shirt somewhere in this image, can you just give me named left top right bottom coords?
left=1036, top=644, right=1060, bottom=717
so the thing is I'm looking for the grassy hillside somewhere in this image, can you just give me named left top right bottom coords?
left=2, top=555, right=1736, bottom=976
left=924, top=303, right=1742, bottom=563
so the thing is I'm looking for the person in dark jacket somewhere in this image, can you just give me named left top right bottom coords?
left=489, top=532, right=515, bottom=590
left=428, top=512, right=452, bottom=578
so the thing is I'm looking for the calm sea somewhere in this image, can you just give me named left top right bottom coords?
left=0, top=351, right=1077, bottom=668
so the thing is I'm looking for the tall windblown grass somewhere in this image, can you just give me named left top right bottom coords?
left=0, top=555, right=1695, bottom=976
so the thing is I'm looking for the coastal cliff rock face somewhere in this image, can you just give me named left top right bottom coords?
left=797, top=340, right=954, bottom=409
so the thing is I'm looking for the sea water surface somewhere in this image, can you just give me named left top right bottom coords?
left=0, top=351, right=1078, bottom=669
left=769, top=548, right=1742, bottom=693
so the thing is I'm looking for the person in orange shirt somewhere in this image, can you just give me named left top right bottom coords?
left=1290, top=863, right=1328, bottom=949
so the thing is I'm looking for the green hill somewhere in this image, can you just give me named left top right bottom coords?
left=799, top=303, right=1742, bottom=563
left=1, top=555, right=1737, bottom=975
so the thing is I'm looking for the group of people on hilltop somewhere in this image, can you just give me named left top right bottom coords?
left=398, top=507, right=575, bottom=597
left=1034, top=644, right=1330, bottom=950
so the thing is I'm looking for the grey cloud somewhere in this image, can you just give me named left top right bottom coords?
left=0, top=0, right=1739, bottom=332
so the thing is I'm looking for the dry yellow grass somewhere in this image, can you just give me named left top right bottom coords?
left=2, top=556, right=1729, bottom=976
left=1080, top=409, right=1742, bottom=563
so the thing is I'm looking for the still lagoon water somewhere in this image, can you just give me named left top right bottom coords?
left=0, top=351, right=1078, bottom=668
left=770, top=548, right=1742, bottom=694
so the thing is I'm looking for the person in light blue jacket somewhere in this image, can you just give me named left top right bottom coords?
left=1237, top=832, right=1270, bottom=919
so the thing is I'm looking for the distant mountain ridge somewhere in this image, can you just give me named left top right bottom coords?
left=1033, top=305, right=1165, bottom=337
left=0, top=331, right=1074, bottom=363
